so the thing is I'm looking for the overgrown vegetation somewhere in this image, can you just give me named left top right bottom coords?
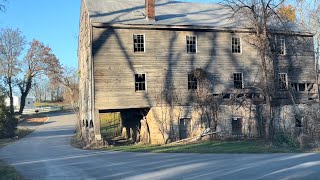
left=0, top=95, right=17, bottom=138
left=0, top=161, right=22, bottom=180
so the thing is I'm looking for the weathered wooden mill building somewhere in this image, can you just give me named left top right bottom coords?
left=78, top=0, right=317, bottom=144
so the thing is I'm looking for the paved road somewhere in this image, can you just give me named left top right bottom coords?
left=1, top=113, right=320, bottom=180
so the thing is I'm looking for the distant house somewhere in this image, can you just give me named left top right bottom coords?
left=5, top=96, right=35, bottom=110
left=78, top=0, right=318, bottom=144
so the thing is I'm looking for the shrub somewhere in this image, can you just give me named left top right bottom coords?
left=0, top=96, right=17, bottom=138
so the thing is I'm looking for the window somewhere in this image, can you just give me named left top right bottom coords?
left=298, top=83, right=306, bottom=91
left=233, top=73, right=243, bottom=89
left=188, top=73, right=198, bottom=90
left=135, top=74, right=146, bottom=91
left=279, top=39, right=286, bottom=55
left=279, top=73, right=288, bottom=90
left=186, top=35, right=197, bottom=53
left=232, top=37, right=241, bottom=53
left=133, top=34, right=145, bottom=52
left=179, top=118, right=191, bottom=139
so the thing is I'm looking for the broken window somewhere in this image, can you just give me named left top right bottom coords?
left=186, top=35, right=197, bottom=53
left=188, top=73, right=198, bottom=90
left=135, top=74, right=146, bottom=91
left=232, top=37, right=241, bottom=53
left=278, top=73, right=288, bottom=91
left=133, top=34, right=145, bottom=52
left=279, top=39, right=286, bottom=55
left=234, top=73, right=243, bottom=89
left=232, top=117, right=243, bottom=135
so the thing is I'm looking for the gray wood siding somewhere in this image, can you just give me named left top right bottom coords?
left=92, top=27, right=316, bottom=110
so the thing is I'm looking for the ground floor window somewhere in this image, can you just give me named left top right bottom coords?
left=179, top=118, right=191, bottom=139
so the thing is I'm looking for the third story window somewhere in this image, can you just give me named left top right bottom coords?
left=279, top=73, right=288, bottom=90
left=186, top=35, right=197, bottom=53
left=188, top=73, right=198, bottom=90
left=135, top=74, right=146, bottom=91
left=233, top=73, right=243, bottom=89
left=133, top=34, right=145, bottom=53
left=232, top=37, right=241, bottom=53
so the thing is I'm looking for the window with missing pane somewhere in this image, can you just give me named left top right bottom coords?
left=135, top=74, right=146, bottom=91
left=234, top=73, right=243, bottom=89
left=133, top=34, right=145, bottom=53
left=232, top=37, right=241, bottom=53
left=186, top=35, right=197, bottom=53
left=279, top=73, right=287, bottom=90
left=188, top=73, right=198, bottom=90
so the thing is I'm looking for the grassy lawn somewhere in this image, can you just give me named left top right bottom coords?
left=0, top=161, right=22, bottom=180
left=102, top=140, right=313, bottom=153
left=100, top=112, right=122, bottom=139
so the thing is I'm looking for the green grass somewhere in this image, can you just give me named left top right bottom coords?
left=102, top=140, right=306, bottom=153
left=100, top=112, right=122, bottom=139
left=0, top=161, right=22, bottom=180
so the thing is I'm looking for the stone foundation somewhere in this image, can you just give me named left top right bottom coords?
left=144, top=104, right=311, bottom=144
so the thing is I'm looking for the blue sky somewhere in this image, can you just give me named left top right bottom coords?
left=0, top=0, right=81, bottom=68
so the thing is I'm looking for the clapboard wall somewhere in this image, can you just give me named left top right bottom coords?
left=91, top=26, right=316, bottom=111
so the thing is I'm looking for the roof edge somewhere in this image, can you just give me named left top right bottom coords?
left=91, top=23, right=314, bottom=36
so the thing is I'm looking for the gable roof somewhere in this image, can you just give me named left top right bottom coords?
left=85, top=0, right=311, bottom=34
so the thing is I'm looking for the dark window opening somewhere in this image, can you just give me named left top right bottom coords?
left=234, top=73, right=243, bottom=89
left=82, top=120, right=85, bottom=127
left=223, top=93, right=231, bottom=99
left=188, top=73, right=198, bottom=90
left=232, top=117, right=243, bottom=135
left=279, top=39, right=286, bottom=55
left=135, top=74, right=146, bottom=91
left=90, top=120, right=94, bottom=128
left=279, top=73, right=287, bottom=91
left=295, top=116, right=302, bottom=127
left=85, top=120, right=88, bottom=128
left=291, top=83, right=298, bottom=91
left=232, top=37, right=241, bottom=53
left=186, top=35, right=197, bottom=53
left=299, top=83, right=306, bottom=91
left=133, top=34, right=145, bottom=52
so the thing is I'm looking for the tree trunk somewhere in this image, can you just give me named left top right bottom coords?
left=19, top=77, right=33, bottom=114
left=8, top=77, right=14, bottom=114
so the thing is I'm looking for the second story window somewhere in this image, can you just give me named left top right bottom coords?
left=233, top=73, right=243, bottom=89
left=232, top=37, right=241, bottom=53
left=135, top=74, right=146, bottom=91
left=279, top=39, right=286, bottom=55
left=186, top=35, right=197, bottom=53
left=188, top=73, right=198, bottom=90
left=133, top=34, right=145, bottom=53
left=279, top=73, right=288, bottom=91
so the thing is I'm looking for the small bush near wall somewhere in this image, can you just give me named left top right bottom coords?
left=100, top=112, right=122, bottom=140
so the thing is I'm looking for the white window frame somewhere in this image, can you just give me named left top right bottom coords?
left=134, top=73, right=147, bottom=92
left=231, top=36, right=242, bottom=54
left=186, top=35, right=197, bottom=54
left=233, top=72, right=244, bottom=89
left=133, top=34, right=145, bottom=53
left=279, top=39, right=286, bottom=55
left=278, top=73, right=288, bottom=91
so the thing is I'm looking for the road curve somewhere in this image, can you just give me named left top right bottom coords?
left=1, top=112, right=320, bottom=180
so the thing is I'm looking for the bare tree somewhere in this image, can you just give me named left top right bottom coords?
left=222, top=0, right=290, bottom=140
left=18, top=39, right=61, bottom=114
left=0, top=28, right=25, bottom=114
